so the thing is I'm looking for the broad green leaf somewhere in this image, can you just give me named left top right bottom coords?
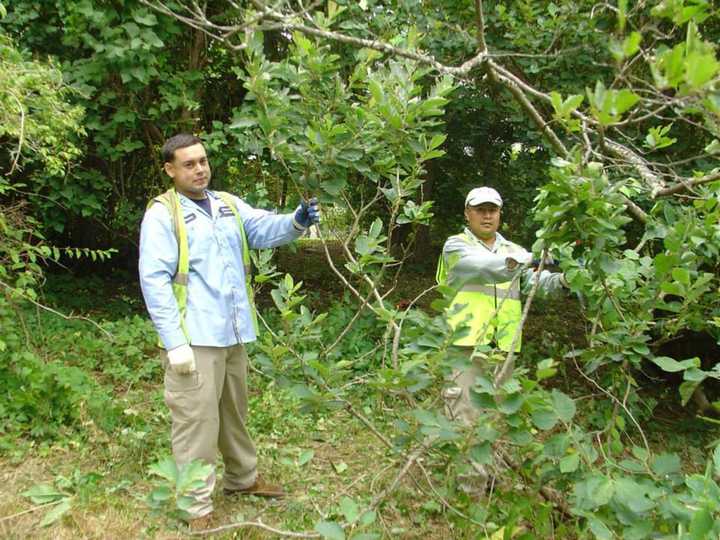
left=358, top=510, right=376, bottom=527
left=21, top=484, right=66, bottom=504
left=614, top=89, right=640, bottom=115
left=650, top=356, right=699, bottom=373
left=132, top=9, right=158, bottom=26
left=560, top=453, right=580, bottom=473
left=588, top=517, right=613, bottom=540
left=428, top=133, right=446, bottom=150
left=177, top=460, right=212, bottom=493
left=614, top=478, right=656, bottom=513
left=470, top=442, right=493, bottom=465
left=39, top=499, right=71, bottom=528
left=552, top=390, right=577, bottom=422
left=623, top=32, right=642, bottom=57
left=671, top=267, right=690, bottom=285
left=679, top=380, right=702, bottom=406
left=651, top=453, right=681, bottom=476
left=298, top=449, right=315, bottom=466
left=689, top=507, right=713, bottom=540
left=315, top=520, right=345, bottom=540
left=230, top=117, right=257, bottom=129
left=532, top=409, right=558, bottom=430
left=497, top=394, right=524, bottom=414
left=685, top=52, right=719, bottom=88
left=339, top=497, right=359, bottom=523
left=148, top=485, right=172, bottom=502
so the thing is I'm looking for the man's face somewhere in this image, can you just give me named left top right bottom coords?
left=164, top=143, right=211, bottom=199
left=465, top=202, right=501, bottom=240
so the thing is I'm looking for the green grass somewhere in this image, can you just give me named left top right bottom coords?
left=0, top=377, right=474, bottom=539
left=2, top=259, right=717, bottom=538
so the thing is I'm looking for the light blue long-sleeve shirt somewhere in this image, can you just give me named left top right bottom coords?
left=139, top=189, right=304, bottom=350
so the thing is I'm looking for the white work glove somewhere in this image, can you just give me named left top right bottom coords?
left=167, top=344, right=196, bottom=374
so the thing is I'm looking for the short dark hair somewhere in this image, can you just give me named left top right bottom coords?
left=162, top=133, right=203, bottom=163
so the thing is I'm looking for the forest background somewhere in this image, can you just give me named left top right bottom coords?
left=1, top=0, right=720, bottom=538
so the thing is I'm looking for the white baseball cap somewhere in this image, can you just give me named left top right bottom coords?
left=465, top=187, right=503, bottom=208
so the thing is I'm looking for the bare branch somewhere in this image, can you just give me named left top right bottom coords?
left=493, top=253, right=547, bottom=388
left=8, top=92, right=25, bottom=176
left=488, top=61, right=569, bottom=157
left=605, top=140, right=666, bottom=196
left=0, top=279, right=113, bottom=339
left=654, top=169, right=720, bottom=198
left=192, top=519, right=321, bottom=537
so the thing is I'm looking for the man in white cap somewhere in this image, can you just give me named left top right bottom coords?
left=436, top=186, right=566, bottom=494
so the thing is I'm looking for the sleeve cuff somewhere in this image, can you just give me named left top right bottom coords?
left=292, top=217, right=308, bottom=232
left=161, top=330, right=188, bottom=351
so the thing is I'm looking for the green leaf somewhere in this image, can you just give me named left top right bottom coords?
left=713, top=444, right=720, bottom=477
left=623, top=32, right=642, bottom=57
left=39, top=499, right=71, bottom=528
left=470, top=442, right=494, bottom=465
left=685, top=52, right=719, bottom=88
left=358, top=510, right=376, bottom=527
left=552, top=390, right=576, bottom=422
left=148, top=485, right=173, bottom=502
left=560, top=453, right=580, bottom=473
left=176, top=459, right=212, bottom=493
left=614, top=89, right=640, bottom=115
left=650, top=356, right=699, bottom=373
left=588, top=517, right=613, bottom=540
left=339, top=497, right=359, bottom=523
left=671, top=267, right=690, bottom=285
left=689, top=507, right=713, bottom=540
left=532, top=409, right=558, bottom=430
left=680, top=380, right=702, bottom=406
left=298, top=449, right=315, bottom=466
left=315, top=521, right=345, bottom=540
left=651, top=453, right=681, bottom=476
left=21, top=484, right=66, bottom=504
left=428, top=134, right=446, bottom=150
left=132, top=9, right=158, bottom=26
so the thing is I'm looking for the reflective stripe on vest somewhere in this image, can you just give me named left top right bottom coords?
left=148, top=189, right=258, bottom=345
left=438, top=232, right=522, bottom=352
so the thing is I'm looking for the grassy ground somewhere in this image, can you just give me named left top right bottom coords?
left=1, top=249, right=717, bottom=539
left=0, top=378, right=482, bottom=539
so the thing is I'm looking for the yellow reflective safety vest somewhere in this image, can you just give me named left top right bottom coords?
left=436, top=231, right=523, bottom=351
left=147, top=189, right=258, bottom=344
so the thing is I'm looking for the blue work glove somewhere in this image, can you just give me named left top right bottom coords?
left=293, top=197, right=321, bottom=229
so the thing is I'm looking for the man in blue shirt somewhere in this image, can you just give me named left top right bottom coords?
left=139, top=133, right=319, bottom=528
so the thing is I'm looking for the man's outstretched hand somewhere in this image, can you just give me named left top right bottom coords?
left=294, top=197, right=321, bottom=229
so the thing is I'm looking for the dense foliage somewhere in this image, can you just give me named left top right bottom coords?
left=2, top=0, right=720, bottom=537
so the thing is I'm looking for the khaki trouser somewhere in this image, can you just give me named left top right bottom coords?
left=443, top=348, right=490, bottom=495
left=161, top=344, right=257, bottom=518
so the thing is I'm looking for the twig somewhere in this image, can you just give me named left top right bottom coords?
left=493, top=252, right=547, bottom=388
left=8, top=92, right=25, bottom=176
left=366, top=443, right=426, bottom=511
left=192, top=519, right=321, bottom=537
left=0, top=500, right=64, bottom=523
left=654, top=169, right=720, bottom=197
left=0, top=279, right=113, bottom=339
left=415, top=460, right=487, bottom=526
left=571, top=356, right=650, bottom=453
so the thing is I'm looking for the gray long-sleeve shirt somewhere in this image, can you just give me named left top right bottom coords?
left=442, top=228, right=565, bottom=296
